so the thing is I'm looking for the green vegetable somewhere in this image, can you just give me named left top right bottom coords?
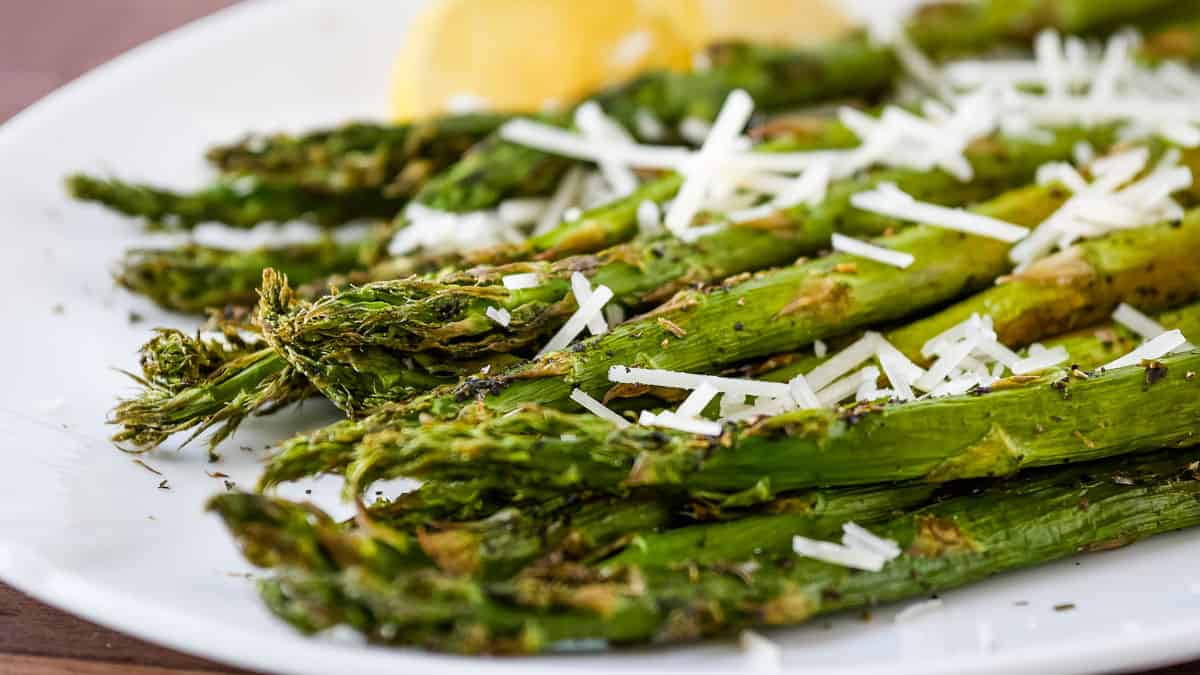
left=253, top=449, right=1200, bottom=652
left=66, top=175, right=406, bottom=230
left=355, top=344, right=1200, bottom=497
left=119, top=125, right=1090, bottom=452
left=207, top=114, right=512, bottom=195
left=261, top=127, right=1108, bottom=372
left=115, top=228, right=394, bottom=313
left=259, top=183, right=1078, bottom=487
left=414, top=0, right=1181, bottom=213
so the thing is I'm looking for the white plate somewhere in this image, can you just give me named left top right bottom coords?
left=1, top=1, right=1199, bottom=673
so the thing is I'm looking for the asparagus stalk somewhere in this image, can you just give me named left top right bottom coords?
left=128, top=327, right=265, bottom=394
left=264, top=205, right=1200, bottom=490
left=260, top=127, right=1108, bottom=379
left=605, top=483, right=942, bottom=568
left=111, top=333, right=519, bottom=453
left=111, top=119, right=854, bottom=314
left=1041, top=300, right=1200, bottom=369
left=207, top=114, right=512, bottom=195
left=412, top=38, right=895, bottom=213
left=255, top=449, right=1200, bottom=652
left=413, top=0, right=1180, bottom=214
left=211, top=489, right=673, bottom=582
left=66, top=175, right=407, bottom=230
left=755, top=264, right=1200, bottom=387
left=112, top=336, right=314, bottom=457
left=258, top=183, right=1080, bottom=487
left=350, top=343, right=1200, bottom=497
left=120, top=125, right=1092, bottom=451
left=364, top=479, right=574, bottom=532
left=214, top=478, right=939, bottom=584
left=115, top=227, right=394, bottom=313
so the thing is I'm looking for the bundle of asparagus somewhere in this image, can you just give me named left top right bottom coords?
left=74, top=0, right=1197, bottom=316
left=79, top=0, right=1200, bottom=661
left=215, top=450, right=1200, bottom=653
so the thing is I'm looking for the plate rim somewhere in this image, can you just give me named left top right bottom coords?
left=1, top=1, right=1199, bottom=673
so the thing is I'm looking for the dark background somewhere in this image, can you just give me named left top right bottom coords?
left=0, top=1, right=1196, bottom=673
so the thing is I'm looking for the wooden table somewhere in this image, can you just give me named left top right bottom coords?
left=0, top=2, right=1197, bottom=673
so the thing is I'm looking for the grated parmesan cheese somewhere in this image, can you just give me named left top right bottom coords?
left=485, top=306, right=511, bottom=327
left=877, top=348, right=917, bottom=401
left=634, top=108, right=667, bottom=141
left=1101, top=329, right=1188, bottom=371
left=855, top=366, right=883, bottom=402
left=569, top=388, right=630, bottom=429
left=640, top=410, right=723, bottom=436
left=536, top=284, right=614, bottom=357
left=501, top=118, right=691, bottom=168
left=534, top=166, right=586, bottom=235
left=841, top=522, right=902, bottom=560
left=816, top=367, right=875, bottom=407
left=675, top=381, right=720, bottom=418
left=665, top=90, right=755, bottom=241
left=501, top=273, right=540, bottom=290
left=575, top=102, right=639, bottom=197
left=1113, top=303, right=1196, bottom=352
left=793, top=535, right=887, bottom=572
left=1011, top=344, right=1070, bottom=375
left=806, top=333, right=881, bottom=391
left=787, top=373, right=821, bottom=409
left=850, top=182, right=1030, bottom=242
left=570, top=272, right=609, bottom=336
left=831, top=233, right=914, bottom=269
left=679, top=116, right=714, bottom=145
left=608, top=366, right=791, bottom=399
left=636, top=199, right=663, bottom=235
left=498, top=198, right=549, bottom=226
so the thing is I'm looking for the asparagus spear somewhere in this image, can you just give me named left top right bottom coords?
left=258, top=182, right=1089, bottom=485
left=254, top=449, right=1200, bottom=651
left=66, top=175, right=407, bottom=230
left=111, top=332, right=519, bottom=453
left=129, top=327, right=265, bottom=395
left=412, top=38, right=894, bottom=213
left=112, top=334, right=314, bottom=457
left=214, top=478, right=939, bottom=583
left=336, top=248, right=1200, bottom=494
left=755, top=267, right=1200, bottom=387
left=260, top=127, right=1110, bottom=378
left=212, top=489, right=673, bottom=582
left=364, top=479, right=574, bottom=532
left=1040, top=300, right=1200, bottom=369
left=116, top=227, right=394, bottom=314
left=348, top=342, right=1200, bottom=497
left=119, top=124, right=1093, bottom=451
left=207, top=114, right=512, bottom=196
left=112, top=119, right=854, bottom=314
left=413, top=0, right=1180, bottom=213
left=264, top=204, right=1200, bottom=489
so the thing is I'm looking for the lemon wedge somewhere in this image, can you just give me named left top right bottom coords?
left=390, top=0, right=852, bottom=121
